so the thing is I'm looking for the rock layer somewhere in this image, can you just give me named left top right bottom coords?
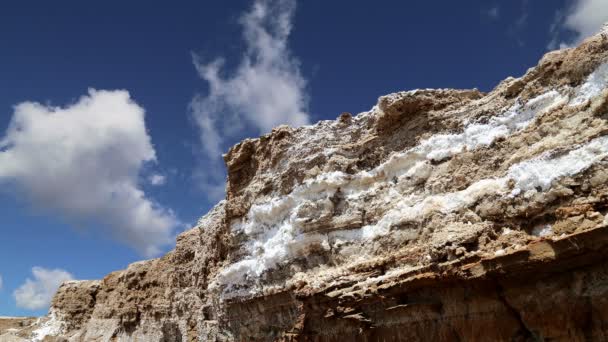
left=5, top=28, right=608, bottom=342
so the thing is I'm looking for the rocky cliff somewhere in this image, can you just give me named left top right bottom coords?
left=5, top=28, right=608, bottom=342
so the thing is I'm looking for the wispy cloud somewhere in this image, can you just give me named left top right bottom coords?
left=14, top=267, right=74, bottom=311
left=0, top=89, right=179, bottom=256
left=549, top=0, right=608, bottom=49
left=507, top=0, right=530, bottom=46
left=190, top=0, right=309, bottom=200
left=148, top=174, right=166, bottom=186
left=483, top=5, right=500, bottom=20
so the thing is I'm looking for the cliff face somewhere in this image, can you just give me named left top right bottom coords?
left=6, top=28, right=608, bottom=342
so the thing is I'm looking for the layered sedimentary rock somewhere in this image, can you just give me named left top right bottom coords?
left=5, top=28, right=608, bottom=342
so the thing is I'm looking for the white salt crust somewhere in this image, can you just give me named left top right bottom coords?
left=214, top=63, right=608, bottom=299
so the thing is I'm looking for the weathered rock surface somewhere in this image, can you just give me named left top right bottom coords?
left=5, top=28, right=608, bottom=342
left=0, top=317, right=36, bottom=342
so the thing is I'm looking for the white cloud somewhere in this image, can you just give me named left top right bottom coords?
left=0, top=274, right=3, bottom=291
left=14, top=267, right=74, bottom=311
left=487, top=6, right=500, bottom=20
left=506, top=0, right=529, bottom=46
left=549, top=0, right=608, bottom=49
left=190, top=0, right=309, bottom=199
left=515, top=3, right=529, bottom=30
left=148, top=174, right=166, bottom=186
left=0, top=89, right=179, bottom=256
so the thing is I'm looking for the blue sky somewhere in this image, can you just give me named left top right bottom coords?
left=0, top=0, right=605, bottom=316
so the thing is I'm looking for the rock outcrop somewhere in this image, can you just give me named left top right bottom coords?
left=6, top=28, right=608, bottom=342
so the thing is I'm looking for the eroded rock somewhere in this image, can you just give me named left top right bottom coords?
left=7, top=26, right=608, bottom=342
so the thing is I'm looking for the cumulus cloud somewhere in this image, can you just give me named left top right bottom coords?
left=549, top=0, right=608, bottom=49
left=14, top=267, right=74, bottom=311
left=190, top=0, right=309, bottom=199
left=0, top=89, right=178, bottom=256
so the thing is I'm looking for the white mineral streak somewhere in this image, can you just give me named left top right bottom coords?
left=214, top=62, right=608, bottom=299
left=213, top=93, right=564, bottom=294
left=509, top=136, right=608, bottom=191
left=571, top=62, right=608, bottom=106
left=532, top=224, right=554, bottom=237
left=31, top=311, right=63, bottom=342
